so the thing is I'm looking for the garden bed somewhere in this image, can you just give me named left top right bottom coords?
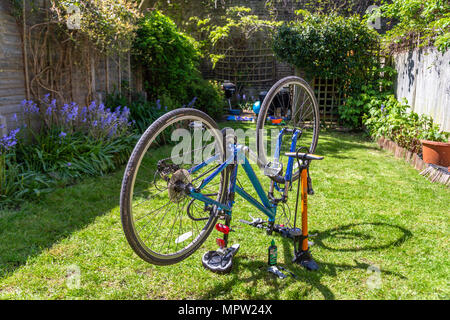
left=376, top=137, right=426, bottom=171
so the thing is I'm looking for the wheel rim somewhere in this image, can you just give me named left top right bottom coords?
left=124, top=113, right=225, bottom=261
left=257, top=79, right=319, bottom=180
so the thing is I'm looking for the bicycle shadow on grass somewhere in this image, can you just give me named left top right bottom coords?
left=199, top=222, right=411, bottom=300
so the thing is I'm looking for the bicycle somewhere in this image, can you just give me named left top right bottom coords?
left=120, top=76, right=322, bottom=272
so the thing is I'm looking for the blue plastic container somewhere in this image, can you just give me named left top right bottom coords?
left=253, top=101, right=261, bottom=114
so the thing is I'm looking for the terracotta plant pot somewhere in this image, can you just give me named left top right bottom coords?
left=421, top=140, right=450, bottom=167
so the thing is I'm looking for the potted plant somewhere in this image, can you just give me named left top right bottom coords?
left=419, top=117, right=450, bottom=168
left=421, top=140, right=450, bottom=167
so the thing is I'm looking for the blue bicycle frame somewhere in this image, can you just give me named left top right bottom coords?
left=188, top=128, right=302, bottom=223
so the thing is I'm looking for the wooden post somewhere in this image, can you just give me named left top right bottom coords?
left=128, top=52, right=132, bottom=103
left=91, top=53, right=96, bottom=98
left=105, top=56, right=109, bottom=94
left=22, top=0, right=30, bottom=100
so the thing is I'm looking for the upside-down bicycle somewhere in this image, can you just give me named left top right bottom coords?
left=120, top=76, right=323, bottom=273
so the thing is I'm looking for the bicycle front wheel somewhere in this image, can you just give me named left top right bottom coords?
left=120, top=108, right=227, bottom=266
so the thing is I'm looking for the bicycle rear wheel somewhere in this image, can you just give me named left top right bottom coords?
left=256, top=76, right=320, bottom=181
left=121, top=108, right=227, bottom=266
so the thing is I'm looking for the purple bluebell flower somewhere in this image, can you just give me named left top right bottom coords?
left=89, top=101, right=97, bottom=111
left=67, top=106, right=78, bottom=121
left=0, top=128, right=20, bottom=153
left=187, top=97, right=197, bottom=108
left=381, top=104, right=386, bottom=112
left=156, top=99, right=161, bottom=110
left=12, top=114, right=18, bottom=122
left=62, top=104, right=70, bottom=114
left=23, top=100, right=39, bottom=114
left=122, top=106, right=130, bottom=118
left=46, top=106, right=53, bottom=116
left=67, top=162, right=72, bottom=167
left=59, top=131, right=67, bottom=138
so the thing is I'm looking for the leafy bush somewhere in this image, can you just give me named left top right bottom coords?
left=273, top=11, right=381, bottom=129
left=340, top=65, right=397, bottom=129
left=0, top=98, right=137, bottom=208
left=273, top=12, right=380, bottom=82
left=363, top=95, right=449, bottom=154
left=133, top=10, right=200, bottom=100
left=133, top=10, right=224, bottom=119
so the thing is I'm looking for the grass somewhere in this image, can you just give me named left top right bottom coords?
left=0, top=122, right=448, bottom=300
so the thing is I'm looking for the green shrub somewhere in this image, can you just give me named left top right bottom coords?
left=133, top=10, right=200, bottom=101
left=340, top=65, right=397, bottom=129
left=133, top=10, right=224, bottom=119
left=185, top=79, right=224, bottom=119
left=273, top=11, right=381, bottom=129
left=363, top=95, right=449, bottom=154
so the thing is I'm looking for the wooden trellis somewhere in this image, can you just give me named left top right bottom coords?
left=213, top=41, right=276, bottom=92
left=312, top=78, right=342, bottom=126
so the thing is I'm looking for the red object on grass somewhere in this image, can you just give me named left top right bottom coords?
left=216, top=238, right=226, bottom=248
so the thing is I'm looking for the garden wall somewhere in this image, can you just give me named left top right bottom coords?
left=0, top=1, right=139, bottom=133
left=393, top=46, right=450, bottom=132
left=0, top=0, right=26, bottom=134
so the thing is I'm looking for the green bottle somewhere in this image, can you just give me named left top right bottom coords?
left=268, top=239, right=278, bottom=266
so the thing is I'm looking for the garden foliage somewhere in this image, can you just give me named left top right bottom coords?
left=273, top=11, right=381, bottom=128
left=363, top=95, right=449, bottom=154
left=0, top=97, right=136, bottom=208
left=378, top=0, right=450, bottom=53
left=133, top=10, right=224, bottom=119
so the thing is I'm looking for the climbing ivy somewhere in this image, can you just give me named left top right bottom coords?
left=377, top=0, right=450, bottom=53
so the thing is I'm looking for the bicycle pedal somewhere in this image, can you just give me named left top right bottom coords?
left=202, top=244, right=240, bottom=274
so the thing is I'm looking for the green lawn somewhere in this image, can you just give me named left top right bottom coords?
left=0, top=123, right=448, bottom=300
